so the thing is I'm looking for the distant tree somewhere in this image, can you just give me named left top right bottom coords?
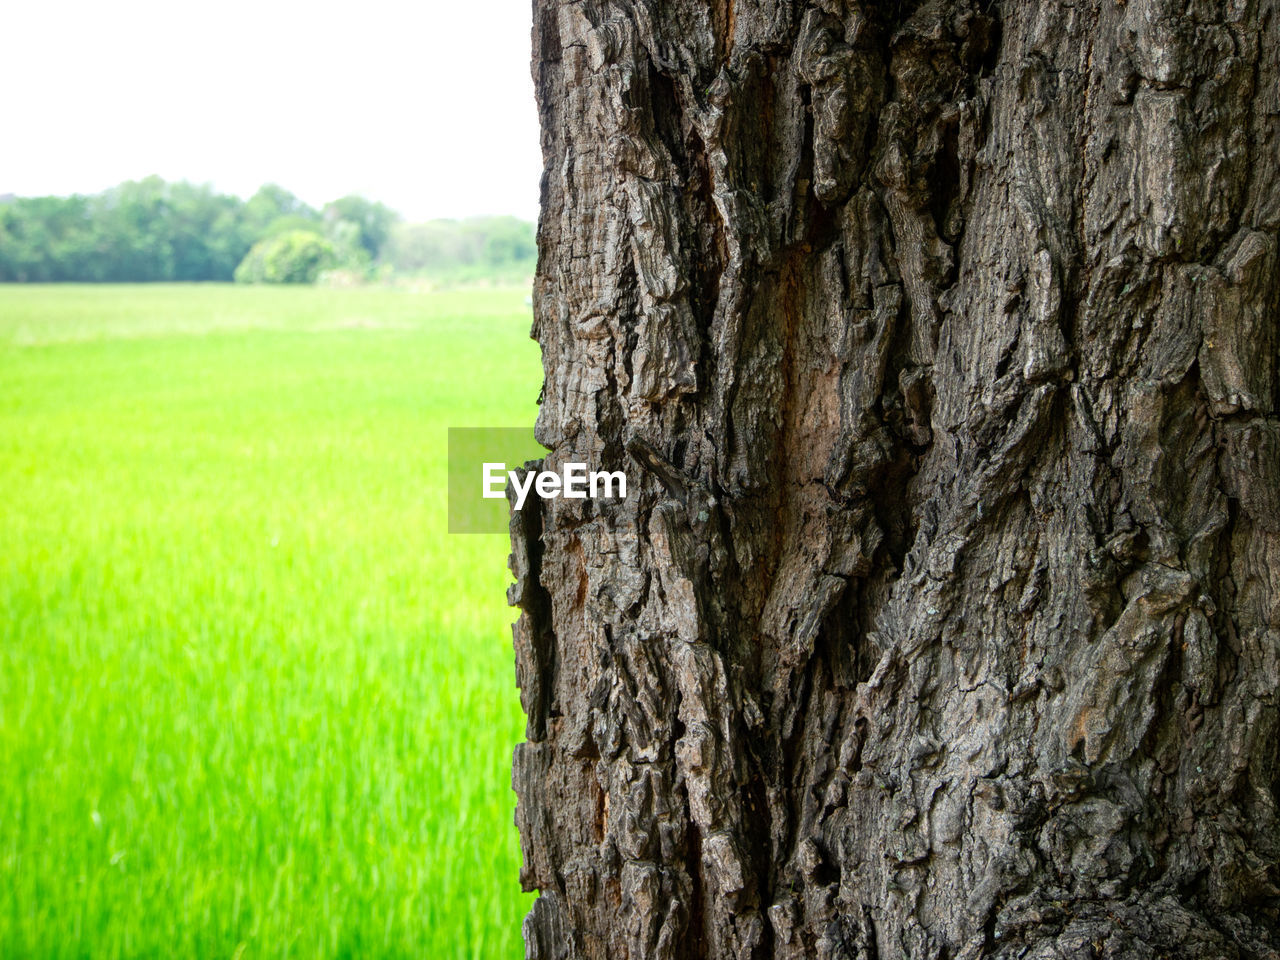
left=0, top=178, right=535, bottom=285
left=0, top=195, right=94, bottom=281
left=381, top=217, right=536, bottom=280
left=323, top=219, right=372, bottom=274
left=381, top=221, right=461, bottom=274
left=255, top=214, right=325, bottom=240
left=92, top=177, right=183, bottom=281
left=152, top=180, right=245, bottom=281
left=242, top=185, right=319, bottom=232
left=0, top=179, right=249, bottom=282
left=474, top=216, right=536, bottom=265
left=233, top=230, right=338, bottom=284
left=323, top=195, right=398, bottom=261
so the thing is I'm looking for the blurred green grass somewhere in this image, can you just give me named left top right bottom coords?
left=0, top=284, right=541, bottom=958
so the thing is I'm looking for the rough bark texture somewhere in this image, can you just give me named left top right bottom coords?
left=510, top=0, right=1280, bottom=956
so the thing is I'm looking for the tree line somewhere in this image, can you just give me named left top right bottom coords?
left=0, top=177, right=536, bottom=284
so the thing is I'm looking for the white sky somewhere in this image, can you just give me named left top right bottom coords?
left=1, top=0, right=543, bottom=221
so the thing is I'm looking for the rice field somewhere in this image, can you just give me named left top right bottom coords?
left=0, top=284, right=542, bottom=958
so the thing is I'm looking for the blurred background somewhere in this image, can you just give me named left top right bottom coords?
left=0, top=2, right=545, bottom=956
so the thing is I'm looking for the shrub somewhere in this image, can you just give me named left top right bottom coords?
left=234, top=230, right=339, bottom=284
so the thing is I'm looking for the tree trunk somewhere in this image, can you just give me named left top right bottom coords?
left=510, top=0, right=1280, bottom=956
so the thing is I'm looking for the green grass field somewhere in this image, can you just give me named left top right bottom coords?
left=0, top=284, right=542, bottom=958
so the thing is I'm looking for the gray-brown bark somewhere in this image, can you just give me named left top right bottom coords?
left=510, top=1, right=1280, bottom=956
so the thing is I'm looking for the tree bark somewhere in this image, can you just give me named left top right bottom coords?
left=510, top=1, right=1280, bottom=956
